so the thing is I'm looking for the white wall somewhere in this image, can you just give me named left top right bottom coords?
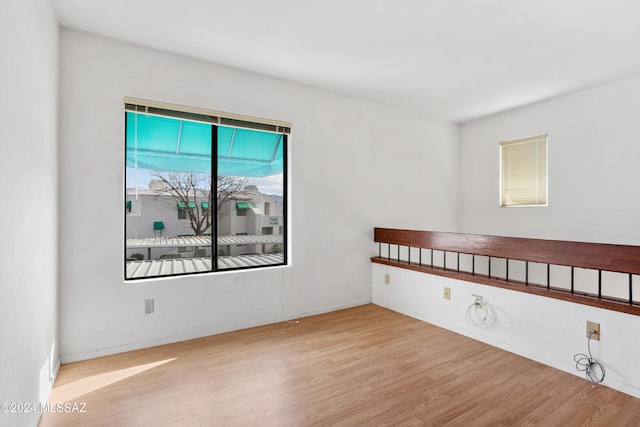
left=373, top=264, right=640, bottom=398
left=373, top=74, right=640, bottom=399
left=58, top=30, right=459, bottom=362
left=0, top=0, right=59, bottom=425
left=458, top=75, right=640, bottom=244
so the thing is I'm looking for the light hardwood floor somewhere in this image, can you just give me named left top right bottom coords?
left=40, top=305, right=640, bottom=426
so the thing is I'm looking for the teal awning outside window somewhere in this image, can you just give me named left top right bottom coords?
left=236, top=202, right=250, bottom=209
left=201, top=201, right=209, bottom=209
left=126, top=200, right=132, bottom=212
left=126, top=113, right=211, bottom=174
left=126, top=112, right=284, bottom=177
left=218, top=126, right=284, bottom=177
left=153, top=221, right=165, bottom=230
left=177, top=201, right=197, bottom=209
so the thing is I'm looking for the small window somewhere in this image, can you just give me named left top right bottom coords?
left=500, top=135, right=547, bottom=207
left=177, top=202, right=188, bottom=220
left=264, top=202, right=271, bottom=215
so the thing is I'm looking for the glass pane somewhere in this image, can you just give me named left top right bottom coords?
left=216, top=127, right=286, bottom=270
left=125, top=112, right=213, bottom=279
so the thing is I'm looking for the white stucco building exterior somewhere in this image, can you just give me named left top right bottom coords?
left=126, top=184, right=284, bottom=261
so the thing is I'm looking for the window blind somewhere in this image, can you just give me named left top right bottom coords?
left=500, top=135, right=548, bottom=207
left=124, top=97, right=291, bottom=134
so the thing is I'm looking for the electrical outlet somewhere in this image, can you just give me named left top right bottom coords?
left=586, top=321, right=600, bottom=341
left=443, top=287, right=451, bottom=300
left=145, top=299, right=154, bottom=314
left=384, top=273, right=390, bottom=285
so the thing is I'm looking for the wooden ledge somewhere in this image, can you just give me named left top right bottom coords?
left=374, top=228, right=640, bottom=275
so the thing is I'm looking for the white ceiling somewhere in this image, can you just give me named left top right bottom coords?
left=52, top=0, right=640, bottom=123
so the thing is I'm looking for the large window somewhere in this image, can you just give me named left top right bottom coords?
left=124, top=98, right=289, bottom=280
left=500, top=134, right=547, bottom=207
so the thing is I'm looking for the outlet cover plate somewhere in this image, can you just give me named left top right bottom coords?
left=586, top=321, right=600, bottom=341
left=145, top=299, right=154, bottom=314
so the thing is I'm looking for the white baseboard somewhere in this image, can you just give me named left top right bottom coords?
left=60, top=298, right=372, bottom=364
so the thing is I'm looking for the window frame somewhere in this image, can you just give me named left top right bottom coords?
left=124, top=98, right=290, bottom=281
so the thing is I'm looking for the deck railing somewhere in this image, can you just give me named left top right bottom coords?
left=372, top=228, right=640, bottom=316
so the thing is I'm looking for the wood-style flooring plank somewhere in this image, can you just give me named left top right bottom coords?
left=39, top=304, right=640, bottom=426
